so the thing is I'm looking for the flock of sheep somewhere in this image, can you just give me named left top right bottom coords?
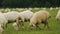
left=0, top=7, right=59, bottom=34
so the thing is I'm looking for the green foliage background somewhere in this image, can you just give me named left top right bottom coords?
left=0, top=0, right=59, bottom=8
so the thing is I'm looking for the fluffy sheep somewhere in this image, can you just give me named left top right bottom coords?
left=29, top=10, right=51, bottom=29
left=0, top=12, right=8, bottom=29
left=3, top=11, right=19, bottom=22
left=19, top=10, right=34, bottom=22
left=18, top=10, right=34, bottom=28
left=3, top=11, right=20, bottom=28
left=56, top=10, right=60, bottom=20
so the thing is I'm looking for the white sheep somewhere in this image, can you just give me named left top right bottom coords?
left=29, top=10, right=51, bottom=29
left=3, top=11, right=19, bottom=22
left=0, top=12, right=8, bottom=29
left=4, top=8, right=11, bottom=12
left=56, top=10, right=60, bottom=20
left=3, top=11, right=20, bottom=28
left=19, top=10, right=34, bottom=22
left=18, top=10, right=34, bottom=28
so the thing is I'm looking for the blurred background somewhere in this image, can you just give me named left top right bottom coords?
left=0, top=0, right=59, bottom=8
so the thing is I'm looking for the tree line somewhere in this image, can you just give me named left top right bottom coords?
left=0, top=0, right=60, bottom=8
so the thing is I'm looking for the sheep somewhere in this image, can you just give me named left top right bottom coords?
left=56, top=7, right=59, bottom=9
left=0, top=12, right=8, bottom=29
left=33, top=8, right=40, bottom=10
left=3, top=11, right=20, bottom=28
left=3, top=11, right=19, bottom=22
left=29, top=10, right=51, bottom=29
left=0, top=8, right=5, bottom=13
left=18, top=10, right=34, bottom=28
left=4, top=8, right=11, bottom=12
left=19, top=10, right=34, bottom=22
left=56, top=10, right=60, bottom=20
left=0, top=25, right=4, bottom=34
left=41, top=8, right=46, bottom=10
left=16, top=8, right=24, bottom=12
left=50, top=7, right=53, bottom=10
left=29, top=8, right=32, bottom=10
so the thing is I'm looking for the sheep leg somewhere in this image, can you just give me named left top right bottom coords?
left=20, top=18, right=25, bottom=29
left=44, top=21, right=49, bottom=28
left=15, top=17, right=20, bottom=29
left=5, top=23, right=8, bottom=28
left=19, top=20, right=24, bottom=29
left=1, top=24, right=6, bottom=30
left=21, top=22, right=24, bottom=29
left=35, top=23, right=42, bottom=30
left=46, top=22, right=49, bottom=28
left=1, top=25, right=4, bottom=30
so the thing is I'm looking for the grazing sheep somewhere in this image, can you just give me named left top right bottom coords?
left=29, top=10, right=51, bottom=29
left=18, top=10, right=34, bottom=28
left=3, top=11, right=20, bottom=28
left=0, top=12, right=8, bottom=29
left=3, top=11, right=19, bottom=22
left=56, top=10, right=60, bottom=20
left=19, top=10, right=34, bottom=22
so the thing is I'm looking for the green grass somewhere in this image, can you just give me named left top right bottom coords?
left=2, top=8, right=60, bottom=34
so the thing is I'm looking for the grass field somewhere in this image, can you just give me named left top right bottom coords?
left=2, top=8, right=60, bottom=34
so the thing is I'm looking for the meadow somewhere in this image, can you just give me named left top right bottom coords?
left=2, top=8, right=60, bottom=34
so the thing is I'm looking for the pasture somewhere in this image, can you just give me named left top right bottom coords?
left=2, top=8, right=60, bottom=34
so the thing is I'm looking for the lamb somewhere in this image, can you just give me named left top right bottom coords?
left=29, top=10, right=51, bottom=29
left=56, top=10, right=60, bottom=20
